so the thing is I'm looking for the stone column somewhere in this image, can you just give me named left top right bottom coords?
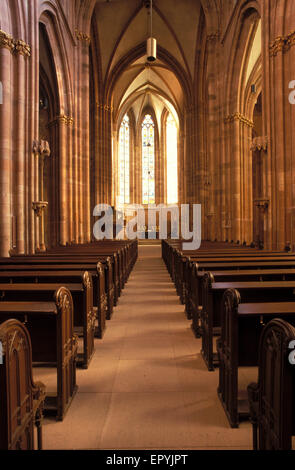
left=105, top=105, right=113, bottom=206
left=206, top=33, right=220, bottom=241
left=264, top=19, right=295, bottom=249
left=97, top=102, right=113, bottom=207
left=76, top=30, right=91, bottom=243
left=251, top=136, right=269, bottom=248
left=32, top=140, right=50, bottom=251
left=55, top=115, right=73, bottom=246
left=14, top=40, right=30, bottom=254
left=34, top=141, right=40, bottom=251
left=0, top=30, right=13, bottom=256
left=72, top=113, right=79, bottom=244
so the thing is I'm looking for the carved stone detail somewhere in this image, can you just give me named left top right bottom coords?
left=96, top=103, right=113, bottom=112
left=32, top=201, right=48, bottom=217
left=32, top=140, right=51, bottom=157
left=254, top=198, right=269, bottom=213
left=75, top=30, right=91, bottom=44
left=0, top=29, right=14, bottom=51
left=48, top=115, right=74, bottom=128
left=270, top=30, right=295, bottom=56
left=251, top=136, right=268, bottom=152
left=0, top=30, right=31, bottom=56
left=224, top=112, right=254, bottom=128
left=206, top=32, right=220, bottom=43
left=14, top=39, right=31, bottom=57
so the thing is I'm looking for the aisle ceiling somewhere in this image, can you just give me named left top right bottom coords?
left=92, top=0, right=202, bottom=128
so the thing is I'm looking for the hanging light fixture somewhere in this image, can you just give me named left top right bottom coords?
left=146, top=0, right=157, bottom=62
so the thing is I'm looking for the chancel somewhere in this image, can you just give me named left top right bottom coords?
left=0, top=0, right=295, bottom=452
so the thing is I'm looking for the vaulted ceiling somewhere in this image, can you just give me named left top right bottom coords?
left=91, top=0, right=203, bottom=130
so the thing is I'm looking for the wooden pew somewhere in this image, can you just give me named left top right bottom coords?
left=185, top=260, right=295, bottom=320
left=0, top=245, right=136, bottom=318
left=0, top=287, right=78, bottom=421
left=189, top=268, right=295, bottom=337
left=34, top=251, right=122, bottom=301
left=201, top=278, right=295, bottom=371
left=0, top=319, right=46, bottom=450
left=28, top=240, right=137, bottom=290
left=178, top=252, right=295, bottom=306
left=48, top=241, right=138, bottom=286
left=0, top=257, right=113, bottom=321
left=166, top=242, right=293, bottom=303
left=0, top=272, right=95, bottom=367
left=0, top=261, right=109, bottom=330
left=185, top=259, right=295, bottom=326
left=217, top=289, right=295, bottom=427
left=0, top=241, right=138, bottom=306
left=161, top=238, right=293, bottom=284
left=247, top=318, right=295, bottom=450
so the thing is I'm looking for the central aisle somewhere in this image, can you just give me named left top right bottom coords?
left=44, top=245, right=252, bottom=450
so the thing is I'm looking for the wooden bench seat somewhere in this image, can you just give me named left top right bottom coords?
left=0, top=261, right=110, bottom=325
left=201, top=279, right=295, bottom=371
left=247, top=318, right=295, bottom=450
left=26, top=252, right=123, bottom=297
left=190, top=268, right=295, bottom=336
left=217, top=290, right=295, bottom=427
left=0, top=287, right=78, bottom=421
left=0, top=273, right=95, bottom=366
left=0, top=254, right=124, bottom=318
left=184, top=260, right=295, bottom=317
left=0, top=256, right=118, bottom=316
left=161, top=238, right=293, bottom=284
left=0, top=271, right=95, bottom=367
left=175, top=250, right=295, bottom=305
left=47, top=244, right=136, bottom=285
left=0, top=319, right=46, bottom=450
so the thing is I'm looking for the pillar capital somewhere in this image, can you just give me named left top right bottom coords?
left=75, top=30, right=91, bottom=45
left=253, top=198, right=269, bottom=213
left=270, top=30, right=295, bottom=56
left=32, top=140, right=51, bottom=157
left=224, top=112, right=254, bottom=128
left=14, top=39, right=31, bottom=57
left=48, top=115, right=74, bottom=128
left=96, top=102, right=113, bottom=112
left=0, top=29, right=14, bottom=52
left=32, top=201, right=48, bottom=217
left=0, top=30, right=31, bottom=56
left=251, top=136, right=268, bottom=152
left=206, top=32, right=219, bottom=43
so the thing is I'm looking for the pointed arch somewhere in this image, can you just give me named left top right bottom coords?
left=39, top=9, right=73, bottom=116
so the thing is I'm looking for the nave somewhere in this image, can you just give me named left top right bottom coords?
left=41, top=245, right=252, bottom=450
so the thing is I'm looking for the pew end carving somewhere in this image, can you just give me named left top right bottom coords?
left=0, top=319, right=46, bottom=450
left=247, top=318, right=295, bottom=450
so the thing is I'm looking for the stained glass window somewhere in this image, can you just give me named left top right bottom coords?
left=166, top=113, right=178, bottom=204
left=118, top=114, right=130, bottom=204
left=142, top=114, right=155, bottom=205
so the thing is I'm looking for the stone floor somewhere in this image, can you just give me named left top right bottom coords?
left=40, top=245, right=253, bottom=450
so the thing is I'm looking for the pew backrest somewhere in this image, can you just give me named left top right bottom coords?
left=0, top=319, right=46, bottom=450
left=248, top=318, right=295, bottom=450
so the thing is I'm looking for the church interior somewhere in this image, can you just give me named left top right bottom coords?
left=1, top=0, right=295, bottom=452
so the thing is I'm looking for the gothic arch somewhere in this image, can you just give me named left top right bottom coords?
left=225, top=5, right=261, bottom=116
left=222, top=4, right=262, bottom=245
left=38, top=10, right=74, bottom=246
left=105, top=43, right=192, bottom=111
left=0, top=0, right=25, bottom=37
left=77, top=0, right=219, bottom=41
left=39, top=9, right=73, bottom=117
